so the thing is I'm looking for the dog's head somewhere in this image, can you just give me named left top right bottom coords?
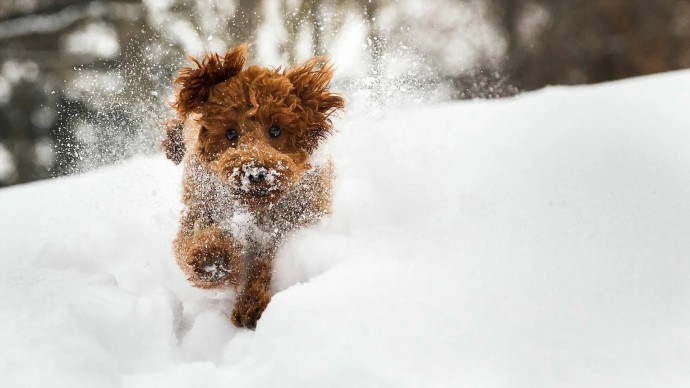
left=172, top=45, right=344, bottom=209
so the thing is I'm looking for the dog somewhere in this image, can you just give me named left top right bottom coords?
left=162, top=45, right=344, bottom=329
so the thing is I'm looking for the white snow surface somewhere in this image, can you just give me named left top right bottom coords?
left=2, top=71, right=690, bottom=387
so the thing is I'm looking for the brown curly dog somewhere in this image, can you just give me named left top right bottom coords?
left=163, top=45, right=344, bottom=329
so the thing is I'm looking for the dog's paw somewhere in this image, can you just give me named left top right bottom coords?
left=231, top=289, right=272, bottom=330
left=193, top=253, right=235, bottom=283
left=161, top=117, right=185, bottom=164
left=186, top=246, right=242, bottom=288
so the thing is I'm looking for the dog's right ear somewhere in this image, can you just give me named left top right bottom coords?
left=173, top=45, right=247, bottom=118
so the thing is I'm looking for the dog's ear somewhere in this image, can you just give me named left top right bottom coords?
left=286, top=57, right=345, bottom=151
left=173, top=45, right=247, bottom=118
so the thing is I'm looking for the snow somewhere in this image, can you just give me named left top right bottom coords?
left=2, top=71, right=690, bottom=387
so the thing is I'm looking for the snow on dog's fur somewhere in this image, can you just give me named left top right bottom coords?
left=163, top=45, right=344, bottom=329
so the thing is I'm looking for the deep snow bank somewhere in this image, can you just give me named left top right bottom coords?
left=2, top=71, right=690, bottom=388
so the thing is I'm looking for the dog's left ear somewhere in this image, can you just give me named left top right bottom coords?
left=286, top=57, right=345, bottom=151
left=173, top=45, right=248, bottom=118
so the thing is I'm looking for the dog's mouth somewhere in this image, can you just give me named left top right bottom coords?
left=239, top=185, right=285, bottom=202
left=231, top=189, right=284, bottom=210
left=247, top=188, right=273, bottom=198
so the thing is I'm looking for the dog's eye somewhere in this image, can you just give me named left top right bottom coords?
left=268, top=125, right=281, bottom=138
left=226, top=128, right=239, bottom=141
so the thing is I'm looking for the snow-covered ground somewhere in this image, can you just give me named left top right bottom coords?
left=2, top=71, right=690, bottom=387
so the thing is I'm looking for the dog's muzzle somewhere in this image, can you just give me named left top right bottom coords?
left=230, top=162, right=287, bottom=200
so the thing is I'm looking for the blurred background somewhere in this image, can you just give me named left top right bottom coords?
left=1, top=0, right=689, bottom=187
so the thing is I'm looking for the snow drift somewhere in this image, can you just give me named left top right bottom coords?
left=2, top=71, right=690, bottom=387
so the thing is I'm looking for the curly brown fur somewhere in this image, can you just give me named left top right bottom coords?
left=161, top=117, right=185, bottom=164
left=173, top=45, right=248, bottom=118
left=164, top=46, right=344, bottom=329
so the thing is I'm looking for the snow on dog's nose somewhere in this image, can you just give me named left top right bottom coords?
left=247, top=169, right=266, bottom=183
left=231, top=162, right=286, bottom=197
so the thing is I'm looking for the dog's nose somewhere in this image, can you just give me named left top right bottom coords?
left=248, top=170, right=266, bottom=183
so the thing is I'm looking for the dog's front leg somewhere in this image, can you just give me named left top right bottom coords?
left=231, top=251, right=274, bottom=329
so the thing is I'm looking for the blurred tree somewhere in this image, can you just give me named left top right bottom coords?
left=492, top=0, right=690, bottom=90
left=0, top=73, right=56, bottom=184
left=0, top=0, right=143, bottom=186
left=1, top=0, right=690, bottom=187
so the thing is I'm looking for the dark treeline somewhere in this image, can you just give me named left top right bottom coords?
left=1, top=0, right=689, bottom=186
